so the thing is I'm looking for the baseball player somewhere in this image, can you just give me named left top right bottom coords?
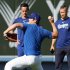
left=13, top=3, right=29, bottom=56
left=4, top=12, right=58, bottom=70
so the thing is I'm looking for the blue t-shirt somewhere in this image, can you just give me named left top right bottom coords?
left=22, top=24, right=52, bottom=55
left=55, top=17, right=70, bottom=48
left=13, top=17, right=28, bottom=47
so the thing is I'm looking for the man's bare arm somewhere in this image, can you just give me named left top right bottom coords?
left=3, top=23, right=23, bottom=34
left=50, top=39, right=56, bottom=51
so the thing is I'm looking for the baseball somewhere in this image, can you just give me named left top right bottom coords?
left=48, top=16, right=52, bottom=20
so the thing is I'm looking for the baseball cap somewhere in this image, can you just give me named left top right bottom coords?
left=29, top=12, right=41, bottom=22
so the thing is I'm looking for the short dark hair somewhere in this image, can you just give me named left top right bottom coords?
left=60, top=5, right=68, bottom=10
left=20, top=3, right=29, bottom=10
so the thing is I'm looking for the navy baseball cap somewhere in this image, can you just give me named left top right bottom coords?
left=29, top=12, right=41, bottom=22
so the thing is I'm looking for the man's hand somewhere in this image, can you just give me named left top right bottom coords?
left=3, top=33, right=7, bottom=37
left=50, top=45, right=55, bottom=54
left=3, top=31, right=7, bottom=36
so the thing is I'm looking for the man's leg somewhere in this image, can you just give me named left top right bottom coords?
left=17, top=46, right=29, bottom=70
left=66, top=46, right=70, bottom=70
left=31, top=63, right=43, bottom=70
left=4, top=55, right=30, bottom=70
left=36, top=62, right=43, bottom=70
left=55, top=48, right=66, bottom=70
left=31, top=56, right=43, bottom=70
left=4, top=55, right=42, bottom=70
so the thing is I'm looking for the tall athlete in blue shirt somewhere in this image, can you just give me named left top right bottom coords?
left=13, top=3, right=29, bottom=56
left=50, top=5, right=70, bottom=70
left=4, top=13, right=58, bottom=70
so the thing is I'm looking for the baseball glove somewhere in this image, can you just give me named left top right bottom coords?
left=4, top=33, right=17, bottom=42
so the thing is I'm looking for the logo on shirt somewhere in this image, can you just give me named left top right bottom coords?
left=58, top=23, right=69, bottom=29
